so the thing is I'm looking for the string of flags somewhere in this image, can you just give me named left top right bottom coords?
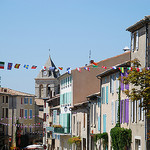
left=1, top=61, right=150, bottom=74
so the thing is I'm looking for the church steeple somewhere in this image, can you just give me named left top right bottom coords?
left=35, top=55, right=60, bottom=99
left=36, top=55, right=60, bottom=79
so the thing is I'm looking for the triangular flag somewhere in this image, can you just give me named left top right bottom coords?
left=67, top=67, right=71, bottom=74
left=119, top=67, right=124, bottom=73
left=102, top=66, right=107, bottom=69
left=84, top=67, right=90, bottom=71
left=93, top=65, right=98, bottom=68
left=7, top=63, right=13, bottom=70
left=58, top=67, right=63, bottom=70
left=93, top=62, right=98, bottom=66
left=76, top=67, right=81, bottom=72
left=111, top=66, right=117, bottom=69
left=14, top=64, right=20, bottom=69
left=0, top=61, right=5, bottom=69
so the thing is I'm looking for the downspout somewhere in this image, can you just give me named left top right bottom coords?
left=97, top=75, right=102, bottom=150
left=145, top=23, right=148, bottom=150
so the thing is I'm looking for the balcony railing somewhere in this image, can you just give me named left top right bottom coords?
left=54, top=127, right=70, bottom=134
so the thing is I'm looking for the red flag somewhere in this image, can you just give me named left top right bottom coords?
left=31, top=65, right=37, bottom=69
left=102, top=66, right=107, bottom=69
left=14, top=64, right=20, bottom=69
left=93, top=62, right=98, bottom=66
left=58, top=67, right=63, bottom=70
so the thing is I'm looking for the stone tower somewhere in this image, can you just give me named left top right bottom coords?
left=35, top=56, right=60, bottom=99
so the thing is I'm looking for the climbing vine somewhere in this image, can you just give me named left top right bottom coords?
left=93, top=132, right=108, bottom=150
left=110, top=127, right=132, bottom=150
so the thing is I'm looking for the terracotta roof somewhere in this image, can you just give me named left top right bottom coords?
left=0, top=87, right=35, bottom=97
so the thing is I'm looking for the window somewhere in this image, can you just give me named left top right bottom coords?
left=30, top=98, right=32, bottom=105
left=90, top=104, right=93, bottom=126
left=24, top=98, right=28, bottom=104
left=53, top=110, right=57, bottom=125
left=93, top=103, right=96, bottom=126
left=24, top=110, right=27, bottom=119
left=29, top=109, right=32, bottom=119
left=83, top=113, right=85, bottom=128
left=2, top=108, right=4, bottom=118
left=21, top=97, right=23, bottom=104
left=103, top=114, right=106, bottom=132
left=20, top=109, right=23, bottom=118
left=106, top=86, right=108, bottom=104
left=110, top=75, right=115, bottom=93
left=102, top=87, right=105, bottom=104
left=6, top=108, right=8, bottom=118
left=6, top=96, right=8, bottom=103
left=132, top=31, right=139, bottom=52
left=2, top=96, right=4, bottom=103
left=116, top=72, right=120, bottom=92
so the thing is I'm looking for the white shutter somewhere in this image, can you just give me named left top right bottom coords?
left=112, top=75, right=114, bottom=93
left=136, top=31, right=139, bottom=51
left=132, top=101, right=134, bottom=122
left=138, top=100, right=141, bottom=121
left=135, top=101, right=137, bottom=123
left=141, top=98, right=144, bottom=121
left=116, top=73, right=119, bottom=92
left=132, top=33, right=134, bottom=52
left=111, top=102, right=114, bottom=124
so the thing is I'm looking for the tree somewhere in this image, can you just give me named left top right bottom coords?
left=122, top=59, right=150, bottom=116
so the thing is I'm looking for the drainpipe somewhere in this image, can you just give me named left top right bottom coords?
left=97, top=76, right=102, bottom=150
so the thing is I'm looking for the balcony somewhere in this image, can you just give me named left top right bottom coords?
left=54, top=127, right=70, bottom=134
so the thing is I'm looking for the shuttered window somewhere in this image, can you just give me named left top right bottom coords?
left=98, top=116, right=100, bottom=131
left=106, top=86, right=108, bottom=104
left=103, top=114, right=106, bottom=132
left=102, top=87, right=105, bottom=104
left=116, top=72, right=120, bottom=92
left=53, top=110, right=57, bottom=125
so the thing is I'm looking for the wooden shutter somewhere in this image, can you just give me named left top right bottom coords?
left=126, top=99, right=129, bottom=123
left=125, top=71, right=129, bottom=90
left=116, top=72, right=119, bottom=92
left=135, top=100, right=137, bottom=123
left=103, top=114, right=106, bottom=132
left=132, top=101, right=134, bottom=122
left=120, top=100, right=122, bottom=123
left=98, top=116, right=100, bottom=131
left=121, top=73, right=124, bottom=91
left=141, top=98, right=144, bottom=121
left=131, top=33, right=134, bottom=51
left=106, top=86, right=108, bottom=104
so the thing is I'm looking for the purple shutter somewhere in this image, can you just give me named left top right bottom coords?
left=126, top=99, right=129, bottom=123
left=121, top=73, right=124, bottom=90
left=125, top=71, right=129, bottom=90
left=120, top=100, right=122, bottom=123
left=123, top=100, right=124, bottom=123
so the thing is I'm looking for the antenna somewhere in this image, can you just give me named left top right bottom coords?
left=49, top=49, right=50, bottom=57
left=89, top=50, right=91, bottom=64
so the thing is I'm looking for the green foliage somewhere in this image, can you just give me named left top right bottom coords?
left=68, top=136, right=81, bottom=146
left=110, top=127, right=132, bottom=150
left=122, top=59, right=150, bottom=116
left=93, top=132, right=108, bottom=149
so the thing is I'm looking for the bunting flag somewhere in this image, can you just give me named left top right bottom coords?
left=102, top=66, right=107, bottom=69
left=119, top=67, right=124, bottom=73
left=14, top=64, right=20, bottom=69
left=42, top=66, right=46, bottom=70
left=111, top=66, right=117, bottom=69
left=49, top=67, right=55, bottom=71
left=31, top=65, right=37, bottom=69
left=67, top=67, right=71, bottom=74
left=136, top=67, right=142, bottom=72
left=93, top=62, right=98, bottom=66
left=7, top=63, right=13, bottom=70
left=84, top=67, right=90, bottom=71
left=58, top=67, right=63, bottom=70
left=76, top=67, right=81, bottom=72
left=0, top=61, right=5, bottom=69
left=127, top=67, right=132, bottom=71
left=24, top=65, right=29, bottom=69
left=93, top=65, right=98, bottom=68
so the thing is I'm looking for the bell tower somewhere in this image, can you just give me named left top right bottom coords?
left=35, top=56, right=60, bottom=99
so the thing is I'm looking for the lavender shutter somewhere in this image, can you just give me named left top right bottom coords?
left=125, top=71, right=129, bottom=90
left=121, top=73, right=124, bottom=90
left=123, top=100, right=124, bottom=123
left=120, top=100, right=122, bottom=123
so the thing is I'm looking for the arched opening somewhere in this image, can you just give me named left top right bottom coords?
left=46, top=84, right=51, bottom=97
left=39, top=84, right=44, bottom=98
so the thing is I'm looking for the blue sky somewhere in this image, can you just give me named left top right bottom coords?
left=0, top=0, right=149, bottom=94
